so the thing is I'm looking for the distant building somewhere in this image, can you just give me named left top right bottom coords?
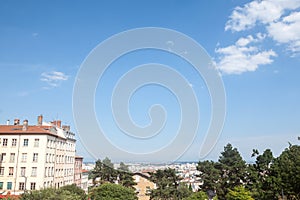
left=133, top=172, right=156, bottom=200
left=0, top=115, right=79, bottom=195
left=81, top=169, right=89, bottom=194
left=74, top=156, right=83, bottom=188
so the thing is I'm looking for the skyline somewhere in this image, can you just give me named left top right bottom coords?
left=0, top=0, right=300, bottom=162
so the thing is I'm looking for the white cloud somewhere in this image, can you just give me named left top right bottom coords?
left=225, top=0, right=300, bottom=55
left=216, top=35, right=277, bottom=74
left=267, top=11, right=300, bottom=54
left=226, top=0, right=300, bottom=32
left=235, top=33, right=266, bottom=47
left=40, top=71, right=69, bottom=88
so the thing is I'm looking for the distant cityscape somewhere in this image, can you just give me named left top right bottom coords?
left=0, top=115, right=201, bottom=199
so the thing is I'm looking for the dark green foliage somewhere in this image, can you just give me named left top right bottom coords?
left=217, top=144, right=247, bottom=191
left=248, top=149, right=276, bottom=199
left=196, top=142, right=300, bottom=200
left=225, top=186, right=254, bottom=200
left=197, top=144, right=247, bottom=199
left=89, top=183, right=137, bottom=200
left=117, top=162, right=137, bottom=189
left=101, top=157, right=117, bottom=183
left=149, top=168, right=191, bottom=199
left=272, top=144, right=300, bottom=199
left=89, top=157, right=136, bottom=188
left=89, top=158, right=117, bottom=184
left=20, top=185, right=87, bottom=200
left=197, top=160, right=220, bottom=192
left=183, top=191, right=208, bottom=200
left=60, top=184, right=87, bottom=200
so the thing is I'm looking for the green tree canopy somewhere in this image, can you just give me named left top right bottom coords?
left=217, top=144, right=247, bottom=199
left=197, top=160, right=220, bottom=192
left=59, top=184, right=87, bottom=200
left=183, top=191, right=209, bottom=200
left=225, top=186, right=254, bottom=200
left=149, top=168, right=191, bottom=199
left=20, top=186, right=87, bottom=200
left=248, top=149, right=276, bottom=199
left=272, top=144, right=300, bottom=199
left=89, top=158, right=136, bottom=188
left=117, top=162, right=136, bottom=188
left=89, top=183, right=137, bottom=200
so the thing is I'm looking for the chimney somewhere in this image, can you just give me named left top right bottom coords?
left=6, top=120, right=10, bottom=125
left=37, top=115, right=43, bottom=126
left=62, top=125, right=70, bottom=131
left=56, top=120, right=61, bottom=128
left=22, top=120, right=28, bottom=131
left=14, top=119, right=20, bottom=125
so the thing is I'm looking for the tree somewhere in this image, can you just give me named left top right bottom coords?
left=197, top=160, right=220, bottom=193
left=101, top=157, right=117, bottom=183
left=89, top=157, right=118, bottom=185
left=248, top=149, right=276, bottom=199
left=225, top=186, right=254, bottom=200
left=60, top=184, right=87, bottom=200
left=118, top=162, right=129, bottom=172
left=20, top=187, right=86, bottom=200
left=149, top=168, right=191, bottom=199
left=271, top=144, right=300, bottom=199
left=89, top=183, right=137, bottom=200
left=183, top=191, right=208, bottom=200
left=217, top=144, right=247, bottom=199
left=117, top=162, right=136, bottom=188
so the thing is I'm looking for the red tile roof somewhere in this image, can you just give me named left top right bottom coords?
left=0, top=125, right=62, bottom=138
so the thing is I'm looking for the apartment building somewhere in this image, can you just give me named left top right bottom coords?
left=74, top=156, right=83, bottom=188
left=0, top=115, right=76, bottom=195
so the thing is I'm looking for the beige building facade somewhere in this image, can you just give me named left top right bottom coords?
left=133, top=172, right=156, bottom=200
left=0, top=116, right=76, bottom=195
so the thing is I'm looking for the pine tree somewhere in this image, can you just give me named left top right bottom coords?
left=217, top=144, right=247, bottom=199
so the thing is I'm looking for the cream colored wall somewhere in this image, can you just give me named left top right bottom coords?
left=133, top=174, right=156, bottom=200
left=0, top=133, right=76, bottom=194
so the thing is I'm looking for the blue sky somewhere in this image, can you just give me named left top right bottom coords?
left=0, top=0, right=300, bottom=162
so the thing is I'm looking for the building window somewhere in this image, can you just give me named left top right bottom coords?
left=34, top=139, right=39, bottom=147
left=19, top=182, right=25, bottom=190
left=0, top=153, right=6, bottom=162
left=31, top=167, right=37, bottom=177
left=0, top=167, right=4, bottom=175
left=23, top=139, right=29, bottom=146
left=12, top=138, right=17, bottom=146
left=9, top=153, right=15, bottom=162
left=0, top=182, right=3, bottom=189
left=20, top=167, right=26, bottom=177
left=3, top=138, right=8, bottom=146
left=9, top=167, right=14, bottom=176
left=33, top=153, right=38, bottom=162
left=7, top=182, right=12, bottom=190
left=30, top=182, right=36, bottom=190
left=21, top=153, right=27, bottom=162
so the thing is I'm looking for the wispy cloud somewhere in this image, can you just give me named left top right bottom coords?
left=40, top=71, right=69, bottom=88
left=225, top=0, right=300, bottom=55
left=216, top=34, right=277, bottom=74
